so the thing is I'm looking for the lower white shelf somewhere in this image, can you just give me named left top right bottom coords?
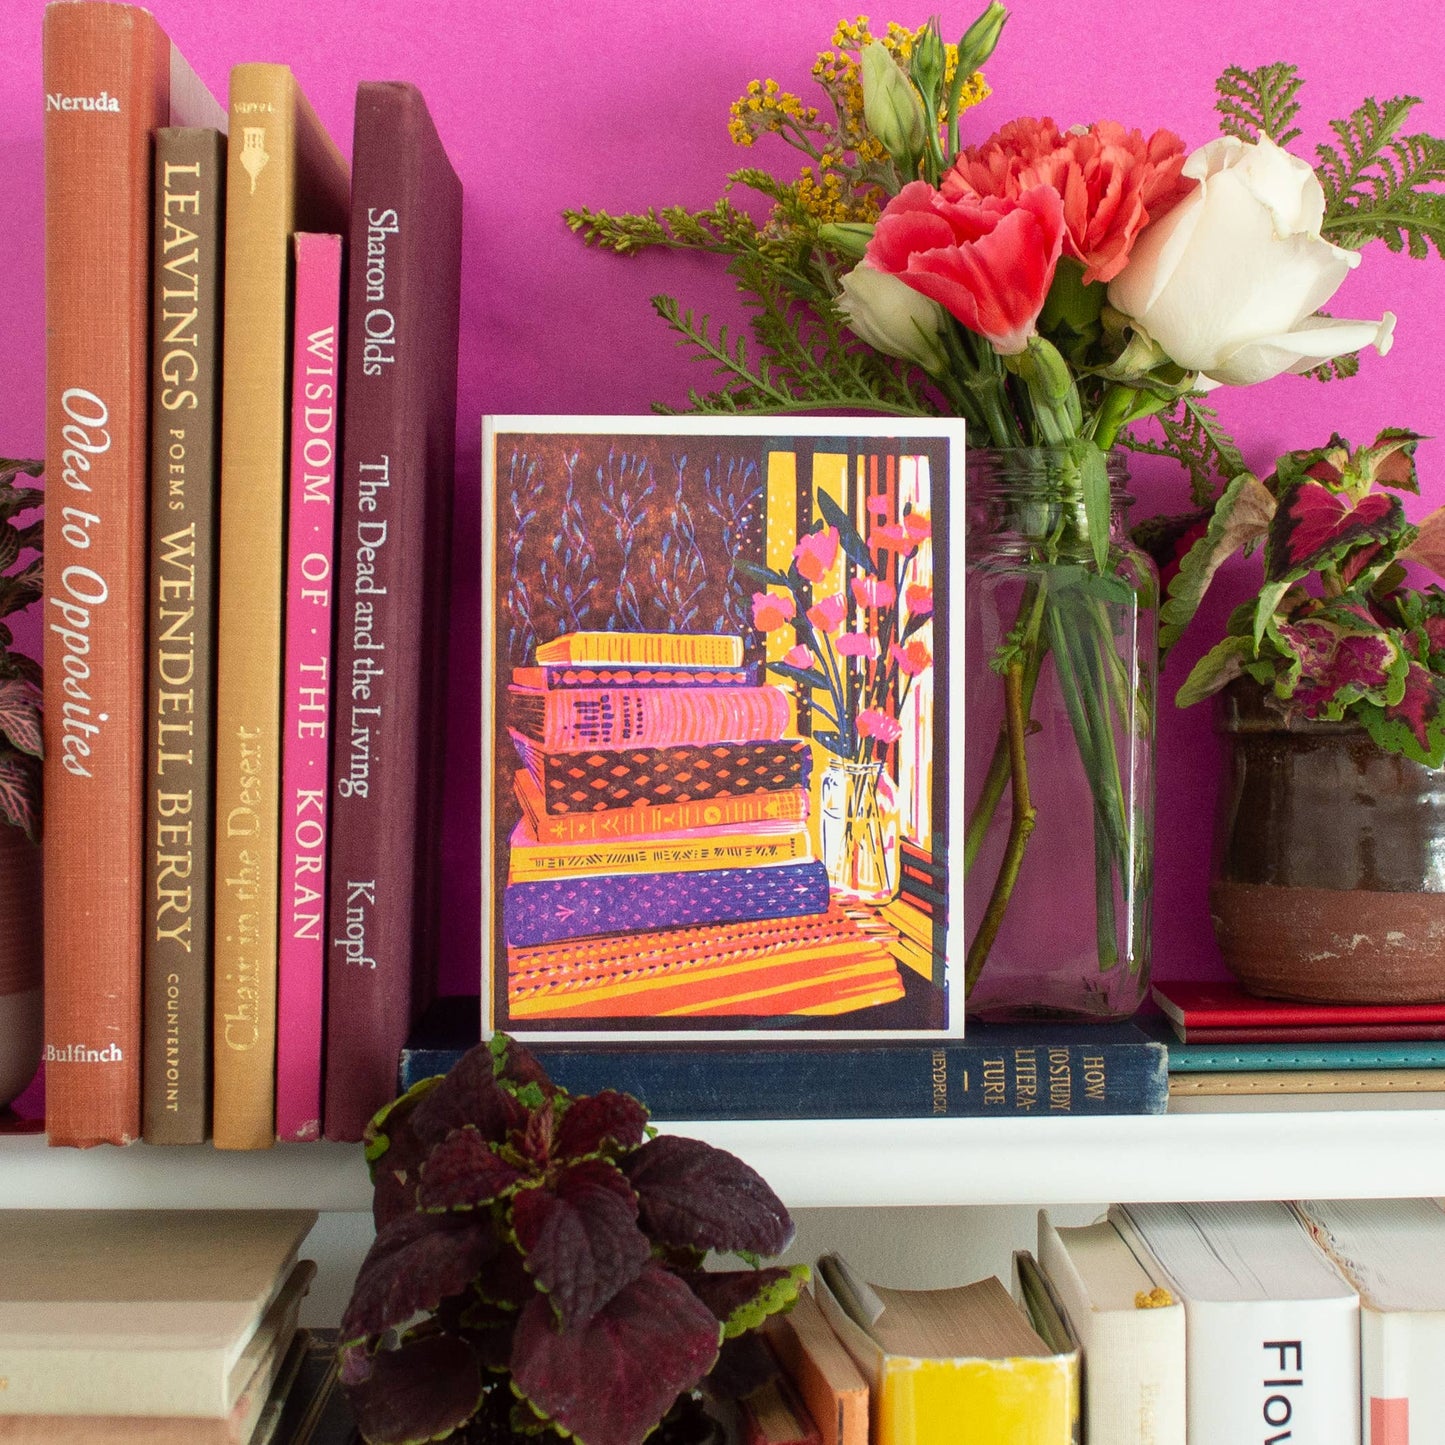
left=4, top=1101, right=1445, bottom=1210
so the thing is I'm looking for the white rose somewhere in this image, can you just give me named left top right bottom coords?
left=1107, top=134, right=1395, bottom=387
left=838, top=262, right=950, bottom=377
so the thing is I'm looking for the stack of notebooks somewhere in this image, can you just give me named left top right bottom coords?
left=0, top=1210, right=316, bottom=1443
left=1152, top=981, right=1445, bottom=1109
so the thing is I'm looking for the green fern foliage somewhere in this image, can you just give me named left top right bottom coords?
left=1316, top=96, right=1445, bottom=257
left=1120, top=397, right=1246, bottom=507
left=1215, top=63, right=1304, bottom=147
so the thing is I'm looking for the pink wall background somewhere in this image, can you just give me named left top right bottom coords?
left=4, top=0, right=1445, bottom=1016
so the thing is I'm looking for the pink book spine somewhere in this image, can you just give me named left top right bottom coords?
left=522, top=685, right=794, bottom=750
left=276, top=233, right=343, bottom=1142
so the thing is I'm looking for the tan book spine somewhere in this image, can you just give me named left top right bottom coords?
left=213, top=65, right=347, bottom=1149
left=143, top=126, right=225, bottom=1145
left=41, top=1, right=222, bottom=1148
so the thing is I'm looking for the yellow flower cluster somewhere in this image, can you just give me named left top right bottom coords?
left=727, top=78, right=820, bottom=147
left=723, top=17, right=994, bottom=236
left=794, top=166, right=884, bottom=225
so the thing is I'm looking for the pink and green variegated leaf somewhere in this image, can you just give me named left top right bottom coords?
left=678, top=1264, right=809, bottom=1338
left=554, top=1089, right=650, bottom=1160
left=339, top=1213, right=499, bottom=1343
left=1399, top=505, right=1445, bottom=583
left=1264, top=481, right=1407, bottom=586
left=511, top=1158, right=649, bottom=1331
left=1176, top=635, right=1257, bottom=709
left=1353, top=427, right=1424, bottom=494
left=510, top=1261, right=723, bottom=1445
left=0, top=753, right=40, bottom=842
left=345, top=1333, right=485, bottom=1445
left=1158, top=472, right=1275, bottom=653
left=0, top=679, right=42, bottom=759
left=1268, top=613, right=1404, bottom=719
left=1358, top=662, right=1445, bottom=766
left=416, top=1125, right=529, bottom=1213
left=623, top=1135, right=793, bottom=1257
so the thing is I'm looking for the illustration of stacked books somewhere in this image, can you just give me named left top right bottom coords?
left=503, top=630, right=905, bottom=1019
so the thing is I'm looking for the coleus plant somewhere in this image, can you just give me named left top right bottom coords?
left=1149, top=429, right=1445, bottom=763
left=0, top=460, right=43, bottom=841
left=338, top=1034, right=807, bottom=1445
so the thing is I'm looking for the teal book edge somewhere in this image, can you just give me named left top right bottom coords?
left=396, top=997, right=1169, bottom=1117
left=1134, top=1011, right=1445, bottom=1071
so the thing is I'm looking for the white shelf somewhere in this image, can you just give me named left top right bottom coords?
left=5, top=1102, right=1445, bottom=1211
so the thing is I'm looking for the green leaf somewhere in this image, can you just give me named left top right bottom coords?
left=734, top=558, right=793, bottom=589
left=1177, top=635, right=1257, bottom=708
left=1158, top=472, right=1277, bottom=654
left=1316, top=95, right=1445, bottom=258
left=1215, top=62, right=1304, bottom=147
left=767, top=659, right=829, bottom=691
left=1121, top=396, right=1246, bottom=508
left=1077, top=441, right=1111, bottom=575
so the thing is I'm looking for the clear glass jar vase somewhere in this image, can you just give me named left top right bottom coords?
left=819, top=757, right=901, bottom=905
left=963, top=446, right=1158, bottom=1020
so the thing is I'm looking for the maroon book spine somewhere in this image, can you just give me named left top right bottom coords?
left=323, top=83, right=462, bottom=1140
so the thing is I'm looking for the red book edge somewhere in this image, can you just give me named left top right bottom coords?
left=1151, top=979, right=1445, bottom=1028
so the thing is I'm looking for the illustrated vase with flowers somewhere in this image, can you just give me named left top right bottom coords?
left=567, top=7, right=1445, bottom=1018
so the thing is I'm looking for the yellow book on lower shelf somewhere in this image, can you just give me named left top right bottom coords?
left=814, top=1253, right=1078, bottom=1445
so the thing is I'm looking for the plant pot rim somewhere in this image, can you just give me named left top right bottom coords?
left=1214, top=676, right=1367, bottom=738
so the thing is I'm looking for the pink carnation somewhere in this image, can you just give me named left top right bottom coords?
left=752, top=590, right=796, bottom=633
left=868, top=522, right=911, bottom=552
left=858, top=708, right=903, bottom=744
left=890, top=639, right=932, bottom=676
left=905, top=582, right=934, bottom=616
left=807, top=593, right=847, bottom=632
left=835, top=631, right=880, bottom=659
left=866, top=180, right=1065, bottom=356
left=784, top=643, right=814, bottom=669
left=793, top=526, right=840, bottom=583
left=851, top=576, right=897, bottom=609
left=903, top=510, right=931, bottom=544
left=944, top=117, right=1193, bottom=286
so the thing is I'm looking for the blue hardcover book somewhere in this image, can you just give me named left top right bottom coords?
left=503, top=859, right=830, bottom=946
left=397, top=997, right=1170, bottom=1117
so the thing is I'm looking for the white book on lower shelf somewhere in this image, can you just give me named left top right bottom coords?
left=1111, top=1200, right=1361, bottom=1445
left=1294, top=1197, right=1445, bottom=1445
left=1036, top=1209, right=1185, bottom=1445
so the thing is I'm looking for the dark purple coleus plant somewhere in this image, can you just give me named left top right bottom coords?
left=1145, top=429, right=1445, bottom=764
left=339, top=1035, right=806, bottom=1445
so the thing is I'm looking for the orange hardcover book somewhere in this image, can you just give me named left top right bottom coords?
left=41, top=0, right=225, bottom=1147
left=764, top=1290, right=869, bottom=1445
left=212, top=65, right=348, bottom=1149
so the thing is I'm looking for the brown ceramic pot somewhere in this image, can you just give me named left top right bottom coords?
left=1211, top=681, right=1445, bottom=1003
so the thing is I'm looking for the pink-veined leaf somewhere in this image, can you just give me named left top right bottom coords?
left=511, top=1158, right=649, bottom=1331
left=1359, top=661, right=1445, bottom=766
left=0, top=679, right=43, bottom=758
left=510, top=1261, right=723, bottom=1445
left=0, top=753, right=40, bottom=842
